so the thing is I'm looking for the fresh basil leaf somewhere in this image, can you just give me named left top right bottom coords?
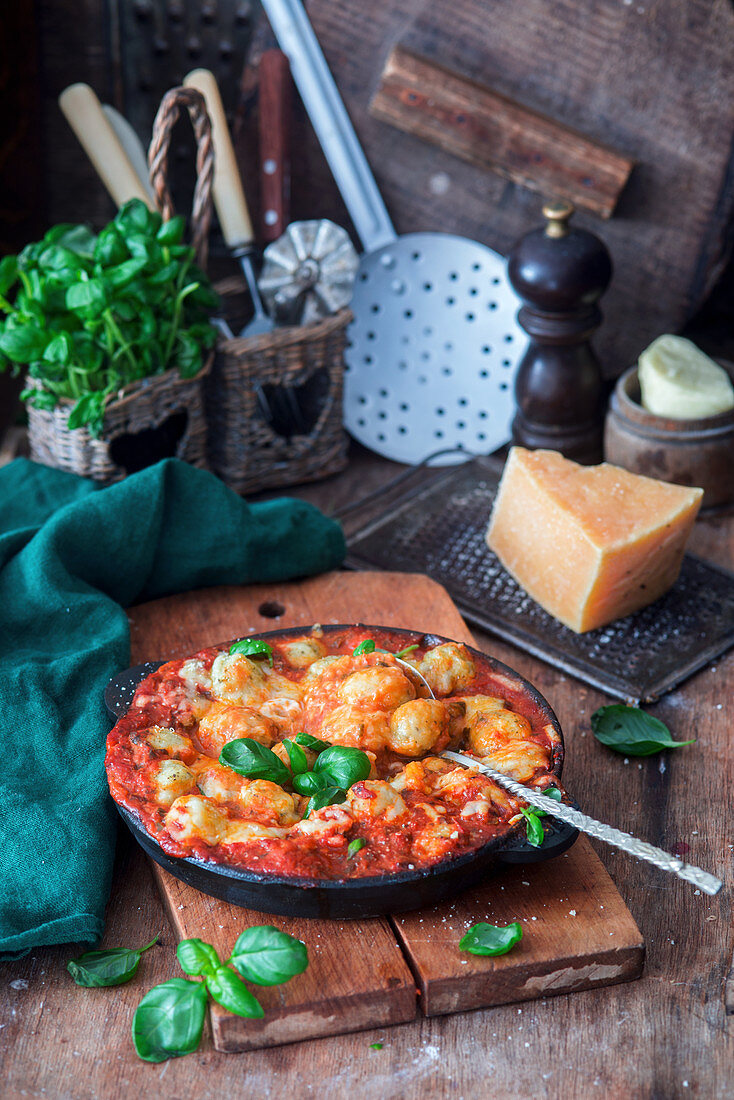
left=0, top=324, right=48, bottom=363
left=521, top=808, right=545, bottom=847
left=65, top=279, right=107, bottom=313
left=205, top=966, right=264, bottom=1017
left=306, top=786, right=347, bottom=817
left=0, top=254, right=18, bottom=296
left=67, top=935, right=158, bottom=988
left=176, top=938, right=220, bottom=977
left=394, top=644, right=419, bottom=658
left=67, top=391, right=106, bottom=433
left=352, top=639, right=376, bottom=656
left=43, top=333, right=71, bottom=364
left=157, top=216, right=186, bottom=247
left=52, top=224, right=97, bottom=259
left=132, top=978, right=207, bottom=1063
left=314, top=746, right=371, bottom=790
left=459, top=922, right=523, bottom=957
left=544, top=786, right=562, bottom=801
left=94, top=226, right=127, bottom=266
left=294, top=731, right=329, bottom=753
left=228, top=638, right=274, bottom=665
left=219, top=738, right=291, bottom=785
left=229, top=925, right=308, bottom=987
left=174, top=331, right=202, bottom=378
left=106, top=258, right=147, bottom=289
left=292, top=771, right=329, bottom=796
left=591, top=705, right=695, bottom=757
left=369, top=1042, right=384, bottom=1050
left=347, top=838, right=366, bottom=858
left=282, top=739, right=308, bottom=776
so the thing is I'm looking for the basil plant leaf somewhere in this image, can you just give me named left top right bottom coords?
left=132, top=978, right=208, bottom=1063
left=219, top=738, right=291, bottom=785
left=352, top=639, right=376, bottom=655
left=229, top=925, right=308, bottom=987
left=294, top=731, right=329, bottom=754
left=459, top=922, right=523, bottom=957
left=205, top=966, right=264, bottom=1018
left=591, top=705, right=695, bottom=757
left=67, top=935, right=158, bottom=988
left=521, top=808, right=545, bottom=847
left=176, top=938, right=220, bottom=977
left=314, top=746, right=372, bottom=790
left=347, top=838, right=366, bottom=858
left=292, top=771, right=330, bottom=797
left=306, top=786, right=347, bottom=818
left=282, top=738, right=308, bottom=776
left=228, top=638, right=274, bottom=665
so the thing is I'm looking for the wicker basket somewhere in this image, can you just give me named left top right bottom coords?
left=26, top=86, right=215, bottom=484
left=206, top=301, right=350, bottom=495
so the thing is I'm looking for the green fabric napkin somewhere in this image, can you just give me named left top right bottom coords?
left=0, top=457, right=345, bottom=959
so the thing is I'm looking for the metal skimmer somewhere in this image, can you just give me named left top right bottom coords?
left=442, top=750, right=723, bottom=896
left=346, top=455, right=734, bottom=702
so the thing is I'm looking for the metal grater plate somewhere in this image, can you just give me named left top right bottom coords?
left=346, top=457, right=734, bottom=702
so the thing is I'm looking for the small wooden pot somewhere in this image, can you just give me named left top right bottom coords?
left=604, top=363, right=734, bottom=508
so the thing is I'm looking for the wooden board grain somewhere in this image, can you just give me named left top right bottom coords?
left=126, top=570, right=643, bottom=1050
left=371, top=46, right=633, bottom=218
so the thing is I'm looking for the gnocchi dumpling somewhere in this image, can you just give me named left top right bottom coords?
left=197, top=701, right=277, bottom=757
left=419, top=643, right=476, bottom=696
left=165, top=794, right=228, bottom=845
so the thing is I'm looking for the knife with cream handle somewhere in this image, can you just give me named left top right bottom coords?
left=59, top=83, right=155, bottom=209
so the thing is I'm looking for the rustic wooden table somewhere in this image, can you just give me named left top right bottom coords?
left=2, top=445, right=732, bottom=1100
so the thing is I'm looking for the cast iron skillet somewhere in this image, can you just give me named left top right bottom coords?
left=105, top=625, right=578, bottom=918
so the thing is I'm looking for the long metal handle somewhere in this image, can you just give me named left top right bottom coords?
left=261, top=0, right=396, bottom=251
left=442, top=750, right=723, bottom=896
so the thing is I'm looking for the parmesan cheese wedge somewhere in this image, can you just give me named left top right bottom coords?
left=638, top=335, right=734, bottom=419
left=486, top=448, right=703, bottom=633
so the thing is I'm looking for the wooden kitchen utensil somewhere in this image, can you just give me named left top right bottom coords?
left=123, top=570, right=645, bottom=1050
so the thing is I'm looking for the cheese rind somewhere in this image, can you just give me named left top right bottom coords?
left=486, top=448, right=703, bottom=633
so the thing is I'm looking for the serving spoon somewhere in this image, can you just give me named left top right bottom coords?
left=396, top=657, right=722, bottom=896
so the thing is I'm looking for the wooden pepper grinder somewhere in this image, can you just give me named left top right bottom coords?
left=507, top=200, right=612, bottom=463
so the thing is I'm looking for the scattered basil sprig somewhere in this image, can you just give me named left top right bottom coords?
left=294, top=731, right=329, bottom=753
left=282, top=738, right=309, bottom=775
left=353, top=639, right=376, bottom=655
left=0, top=200, right=218, bottom=436
left=591, top=705, right=695, bottom=757
left=67, top=934, right=159, bottom=988
left=228, top=638, right=274, bottom=666
left=459, top=922, right=523, bottom=957
left=348, top=838, right=366, bottom=858
left=292, top=771, right=330, bottom=796
left=130, top=925, right=308, bottom=1063
left=219, top=738, right=291, bottom=785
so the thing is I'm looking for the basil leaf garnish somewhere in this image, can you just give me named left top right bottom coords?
left=544, top=786, right=562, bottom=801
left=294, top=731, right=330, bottom=753
left=347, top=838, right=366, bottom=858
left=352, top=639, right=376, bottom=655
left=219, top=738, right=291, bottom=785
left=176, top=938, right=220, bottom=977
left=229, top=926, right=308, bottom=987
left=394, top=644, right=419, bottom=658
left=521, top=808, right=545, bottom=847
left=228, top=638, right=274, bottom=665
left=306, top=786, right=347, bottom=817
left=205, top=967, right=264, bottom=1017
left=591, top=705, right=695, bottom=757
left=313, top=746, right=371, bottom=789
left=292, top=771, right=330, bottom=796
left=132, top=978, right=208, bottom=1063
left=282, top=738, right=308, bottom=776
left=67, top=935, right=158, bottom=988
left=459, top=922, right=523, bottom=957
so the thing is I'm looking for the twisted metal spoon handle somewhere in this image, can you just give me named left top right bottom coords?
left=442, top=750, right=723, bottom=896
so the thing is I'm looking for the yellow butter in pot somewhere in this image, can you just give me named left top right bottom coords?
left=638, top=335, right=734, bottom=419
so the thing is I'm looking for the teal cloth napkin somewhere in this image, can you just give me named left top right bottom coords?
left=0, top=457, right=345, bottom=959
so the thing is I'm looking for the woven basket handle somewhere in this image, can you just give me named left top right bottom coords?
left=148, top=87, right=214, bottom=270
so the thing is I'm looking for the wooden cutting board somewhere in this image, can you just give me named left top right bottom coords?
left=127, top=571, right=644, bottom=1052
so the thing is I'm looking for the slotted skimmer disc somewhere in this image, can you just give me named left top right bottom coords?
left=344, top=234, right=526, bottom=465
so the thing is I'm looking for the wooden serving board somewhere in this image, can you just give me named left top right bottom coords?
left=128, top=571, right=644, bottom=1052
